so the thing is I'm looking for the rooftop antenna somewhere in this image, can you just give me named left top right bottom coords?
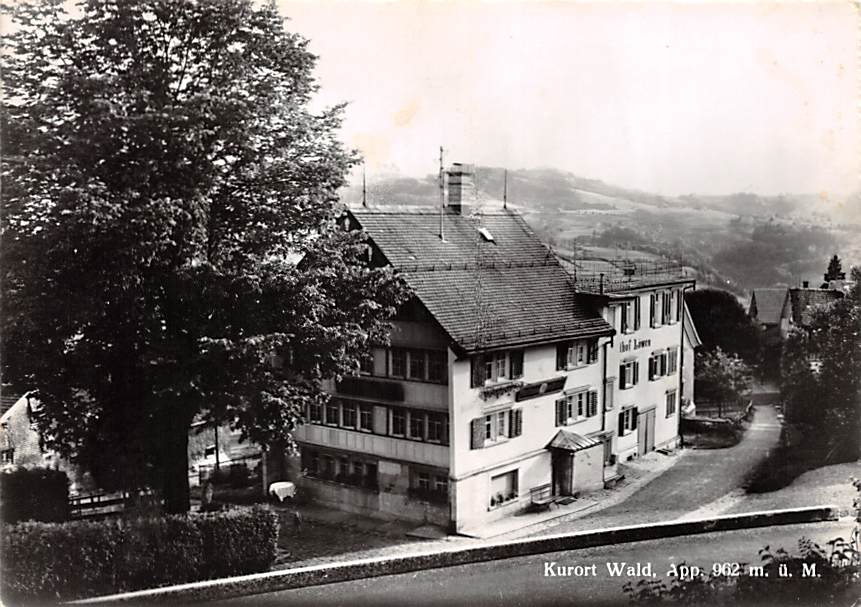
left=438, top=146, right=445, bottom=241
left=361, top=161, right=367, bottom=208
left=503, top=169, right=508, bottom=209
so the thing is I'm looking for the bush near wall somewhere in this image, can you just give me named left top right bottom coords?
left=0, top=506, right=279, bottom=605
left=0, top=467, right=70, bottom=524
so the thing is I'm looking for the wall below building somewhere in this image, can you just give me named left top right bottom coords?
left=572, top=444, right=603, bottom=494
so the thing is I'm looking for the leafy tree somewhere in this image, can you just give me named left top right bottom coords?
left=780, top=295, right=861, bottom=461
left=1, top=0, right=407, bottom=512
left=685, top=289, right=761, bottom=363
left=694, top=347, right=753, bottom=407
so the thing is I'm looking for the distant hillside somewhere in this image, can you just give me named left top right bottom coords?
left=345, top=167, right=855, bottom=291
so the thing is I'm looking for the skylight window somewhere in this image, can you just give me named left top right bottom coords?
left=477, top=227, right=495, bottom=242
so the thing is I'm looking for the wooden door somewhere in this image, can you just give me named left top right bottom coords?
left=638, top=409, right=656, bottom=455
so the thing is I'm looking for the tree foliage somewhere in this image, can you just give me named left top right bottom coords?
left=780, top=290, right=861, bottom=460
left=685, top=289, right=761, bottom=363
left=825, top=254, right=845, bottom=282
left=694, top=347, right=753, bottom=406
left=1, top=0, right=407, bottom=512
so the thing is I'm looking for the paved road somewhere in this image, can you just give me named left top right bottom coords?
left=523, top=403, right=783, bottom=535
left=213, top=520, right=855, bottom=607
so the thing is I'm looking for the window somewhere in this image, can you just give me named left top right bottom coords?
left=619, top=407, right=638, bottom=436
left=409, top=411, right=426, bottom=440
left=342, top=401, right=357, bottom=428
left=471, top=351, right=513, bottom=387
left=490, top=470, right=518, bottom=507
left=427, top=412, right=446, bottom=443
left=556, top=340, right=598, bottom=371
left=434, top=475, right=448, bottom=494
left=619, top=360, right=640, bottom=390
left=604, top=378, right=615, bottom=411
left=666, top=390, right=677, bottom=417
left=417, top=471, right=430, bottom=490
left=555, top=390, right=598, bottom=426
left=408, top=349, right=426, bottom=380
left=667, top=348, right=678, bottom=375
left=409, top=468, right=448, bottom=503
left=308, top=402, right=322, bottom=423
left=391, top=408, right=406, bottom=436
left=1, top=449, right=13, bottom=464
left=509, top=349, right=524, bottom=379
left=650, top=293, right=663, bottom=328
left=325, top=401, right=340, bottom=426
left=391, top=348, right=407, bottom=377
left=471, top=409, right=521, bottom=448
left=360, top=353, right=374, bottom=375
left=359, top=405, right=374, bottom=432
left=620, top=298, right=641, bottom=333
left=427, top=350, right=446, bottom=383
left=649, top=352, right=668, bottom=381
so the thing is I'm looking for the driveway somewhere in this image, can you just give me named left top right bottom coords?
left=524, top=403, right=783, bottom=536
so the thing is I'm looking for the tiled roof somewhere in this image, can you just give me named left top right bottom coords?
left=0, top=392, right=23, bottom=419
left=750, top=288, right=789, bottom=325
left=788, top=288, right=844, bottom=327
left=547, top=429, right=604, bottom=452
left=349, top=207, right=614, bottom=352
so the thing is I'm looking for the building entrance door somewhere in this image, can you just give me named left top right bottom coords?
left=551, top=451, right=574, bottom=496
left=638, top=409, right=656, bottom=455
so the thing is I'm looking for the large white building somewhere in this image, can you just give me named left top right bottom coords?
left=289, top=164, right=698, bottom=533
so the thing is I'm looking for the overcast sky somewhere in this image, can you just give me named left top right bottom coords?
left=278, top=1, right=858, bottom=200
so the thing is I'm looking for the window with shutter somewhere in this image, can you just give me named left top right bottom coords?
left=618, top=411, right=625, bottom=435
left=470, top=418, right=485, bottom=449
left=633, top=361, right=640, bottom=384
left=648, top=357, right=656, bottom=381
left=677, top=290, right=683, bottom=322
left=619, top=364, right=627, bottom=389
left=587, top=341, right=599, bottom=364
left=555, top=398, right=565, bottom=426
left=632, top=408, right=639, bottom=430
left=587, top=391, right=598, bottom=417
left=471, top=355, right=486, bottom=388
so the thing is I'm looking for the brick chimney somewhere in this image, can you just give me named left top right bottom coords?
left=447, top=163, right=476, bottom=214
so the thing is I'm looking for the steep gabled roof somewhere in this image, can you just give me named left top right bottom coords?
left=349, top=207, right=614, bottom=353
left=788, top=288, right=844, bottom=327
left=750, top=288, right=790, bottom=325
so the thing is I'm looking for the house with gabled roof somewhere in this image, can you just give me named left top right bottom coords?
left=749, top=287, right=792, bottom=338
left=289, top=163, right=695, bottom=533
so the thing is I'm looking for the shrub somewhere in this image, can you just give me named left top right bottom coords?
left=0, top=506, right=279, bottom=605
left=0, top=467, right=70, bottom=523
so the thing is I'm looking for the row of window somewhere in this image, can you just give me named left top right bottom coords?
left=556, top=340, right=599, bottom=371
left=308, top=399, right=450, bottom=445
left=361, top=347, right=448, bottom=384
left=620, top=290, right=683, bottom=334
left=301, top=447, right=449, bottom=502
left=301, top=448, right=379, bottom=490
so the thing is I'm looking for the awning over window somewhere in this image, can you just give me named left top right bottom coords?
left=547, top=429, right=604, bottom=452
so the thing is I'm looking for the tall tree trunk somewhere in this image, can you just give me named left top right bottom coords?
left=161, top=408, right=193, bottom=514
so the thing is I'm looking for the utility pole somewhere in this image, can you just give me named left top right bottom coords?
left=503, top=169, right=508, bottom=209
left=438, top=146, right=445, bottom=241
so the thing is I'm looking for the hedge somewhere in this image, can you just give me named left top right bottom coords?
left=0, top=468, right=70, bottom=523
left=0, top=506, right=279, bottom=605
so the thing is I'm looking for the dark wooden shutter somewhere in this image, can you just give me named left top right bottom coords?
left=618, top=411, right=625, bottom=435
left=510, top=409, right=522, bottom=437
left=648, top=357, right=655, bottom=380
left=470, top=418, right=485, bottom=449
left=510, top=350, right=524, bottom=378
left=633, top=361, right=640, bottom=385
left=556, top=344, right=567, bottom=370
left=555, top=399, right=565, bottom=426
left=619, top=364, right=626, bottom=389
left=677, top=290, right=683, bottom=321
left=650, top=294, right=656, bottom=328
left=632, top=408, right=639, bottom=430
left=634, top=297, right=641, bottom=330
left=588, top=390, right=598, bottom=417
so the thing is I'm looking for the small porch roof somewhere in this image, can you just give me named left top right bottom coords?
left=547, top=429, right=604, bottom=452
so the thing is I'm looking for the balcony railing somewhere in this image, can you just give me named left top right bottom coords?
left=567, top=260, right=693, bottom=294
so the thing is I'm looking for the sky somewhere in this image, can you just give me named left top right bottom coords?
left=277, top=1, right=858, bottom=200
